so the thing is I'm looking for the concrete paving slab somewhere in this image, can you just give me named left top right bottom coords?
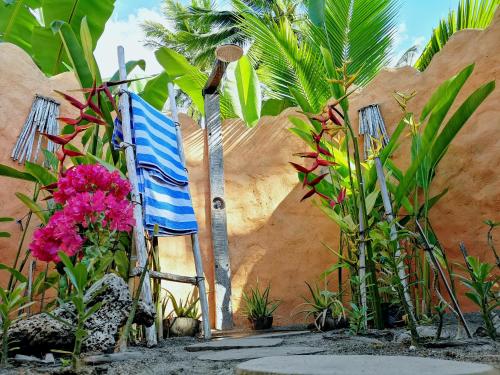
left=197, top=346, right=324, bottom=361
left=185, top=338, right=283, bottom=352
left=253, top=331, right=310, bottom=339
left=235, top=355, right=500, bottom=375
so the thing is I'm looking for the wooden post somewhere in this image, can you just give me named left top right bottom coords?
left=168, top=82, right=212, bottom=339
left=204, top=93, right=233, bottom=330
left=117, top=46, right=157, bottom=347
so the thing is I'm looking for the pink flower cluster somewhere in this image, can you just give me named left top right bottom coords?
left=30, top=164, right=135, bottom=263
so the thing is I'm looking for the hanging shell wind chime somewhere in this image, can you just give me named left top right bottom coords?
left=11, top=95, right=60, bottom=165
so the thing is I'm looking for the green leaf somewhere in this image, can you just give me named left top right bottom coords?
left=139, top=72, right=170, bottom=111
left=415, top=0, right=499, bottom=71
left=110, top=59, right=146, bottom=82
left=51, top=20, right=93, bottom=88
left=24, top=161, right=57, bottom=186
left=15, top=192, right=48, bottom=224
left=0, top=163, right=37, bottom=182
left=0, top=0, right=40, bottom=53
left=261, top=98, right=294, bottom=117
left=0, top=217, right=14, bottom=222
left=80, top=16, right=96, bottom=79
left=155, top=47, right=207, bottom=114
left=0, top=263, right=28, bottom=283
left=31, top=0, right=115, bottom=76
left=308, top=0, right=325, bottom=26
left=114, top=250, right=129, bottom=280
left=430, top=80, right=495, bottom=169
left=224, top=56, right=262, bottom=127
left=0, top=232, right=11, bottom=238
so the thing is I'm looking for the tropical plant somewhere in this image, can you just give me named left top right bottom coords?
left=0, top=265, right=32, bottom=366
left=348, top=303, right=370, bottom=335
left=153, top=46, right=262, bottom=126
left=241, top=282, right=280, bottom=320
left=458, top=256, right=499, bottom=340
left=415, top=0, right=499, bottom=71
left=235, top=0, right=400, bottom=113
left=165, top=290, right=201, bottom=319
left=142, top=0, right=301, bottom=70
left=0, top=0, right=116, bottom=76
left=297, top=282, right=345, bottom=331
left=49, top=252, right=102, bottom=371
left=288, top=59, right=494, bottom=335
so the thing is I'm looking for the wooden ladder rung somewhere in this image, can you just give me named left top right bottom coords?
left=130, top=267, right=198, bottom=285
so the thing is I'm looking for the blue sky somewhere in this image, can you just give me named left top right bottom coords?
left=95, top=0, right=460, bottom=77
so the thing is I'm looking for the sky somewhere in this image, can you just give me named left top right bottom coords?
left=94, top=0, right=461, bottom=78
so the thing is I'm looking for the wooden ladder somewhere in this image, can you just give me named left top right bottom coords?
left=117, top=47, right=211, bottom=346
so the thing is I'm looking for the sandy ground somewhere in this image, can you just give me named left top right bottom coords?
left=1, top=314, right=499, bottom=375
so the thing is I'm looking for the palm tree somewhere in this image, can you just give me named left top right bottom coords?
left=142, top=0, right=301, bottom=71
left=235, top=0, right=400, bottom=112
left=415, top=0, right=499, bottom=71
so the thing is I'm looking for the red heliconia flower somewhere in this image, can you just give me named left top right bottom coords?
left=316, top=159, right=336, bottom=167
left=62, top=147, right=85, bottom=158
left=290, top=162, right=310, bottom=174
left=329, top=187, right=347, bottom=208
left=57, top=117, right=81, bottom=125
left=301, top=186, right=330, bottom=202
left=293, top=152, right=319, bottom=159
left=81, top=113, right=106, bottom=125
left=305, top=173, right=328, bottom=187
left=42, top=132, right=78, bottom=146
left=316, top=145, right=332, bottom=157
left=54, top=90, right=86, bottom=110
left=337, top=187, right=347, bottom=204
left=328, top=106, right=342, bottom=126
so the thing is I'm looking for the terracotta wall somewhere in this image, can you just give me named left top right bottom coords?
left=0, top=43, right=81, bottom=287
left=0, top=9, right=498, bottom=330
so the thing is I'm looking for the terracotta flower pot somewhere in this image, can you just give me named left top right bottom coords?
left=165, top=317, right=200, bottom=337
left=248, top=316, right=273, bottom=330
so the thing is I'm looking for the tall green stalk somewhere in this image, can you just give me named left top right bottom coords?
left=343, top=112, right=383, bottom=328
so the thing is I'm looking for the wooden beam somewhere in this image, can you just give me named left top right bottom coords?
left=130, top=267, right=198, bottom=285
left=117, top=46, right=157, bottom=347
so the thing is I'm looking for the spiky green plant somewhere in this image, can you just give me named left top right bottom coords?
left=242, top=282, right=280, bottom=319
left=166, top=290, right=201, bottom=319
left=458, top=256, right=499, bottom=340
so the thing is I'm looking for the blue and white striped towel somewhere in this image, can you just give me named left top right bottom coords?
left=113, top=92, right=198, bottom=236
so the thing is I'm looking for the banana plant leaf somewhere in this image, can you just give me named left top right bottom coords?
left=31, top=0, right=115, bottom=76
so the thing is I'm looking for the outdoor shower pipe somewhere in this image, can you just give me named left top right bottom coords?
left=203, top=44, right=243, bottom=330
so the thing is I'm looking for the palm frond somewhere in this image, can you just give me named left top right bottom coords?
left=307, top=0, right=400, bottom=86
left=236, top=1, right=329, bottom=111
left=415, top=0, right=499, bottom=71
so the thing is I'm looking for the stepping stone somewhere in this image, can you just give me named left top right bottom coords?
left=198, top=346, right=324, bottom=361
left=235, top=355, right=500, bottom=375
left=254, top=331, right=310, bottom=339
left=185, top=338, right=283, bottom=352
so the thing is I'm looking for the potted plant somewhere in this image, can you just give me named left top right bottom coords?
left=298, top=282, right=347, bottom=331
left=163, top=290, right=201, bottom=337
left=242, top=283, right=280, bottom=330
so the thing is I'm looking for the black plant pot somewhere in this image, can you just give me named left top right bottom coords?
left=381, top=303, right=405, bottom=328
left=249, top=316, right=273, bottom=330
left=313, top=310, right=349, bottom=331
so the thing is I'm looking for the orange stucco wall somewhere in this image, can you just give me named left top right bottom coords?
left=0, top=9, right=498, bottom=330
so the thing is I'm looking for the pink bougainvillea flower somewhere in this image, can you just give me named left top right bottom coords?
left=30, top=164, right=134, bottom=263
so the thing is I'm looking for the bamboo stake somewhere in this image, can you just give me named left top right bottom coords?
left=416, top=220, right=472, bottom=338
left=359, top=105, right=416, bottom=322
left=168, top=82, right=212, bottom=340
left=117, top=46, right=157, bottom=347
